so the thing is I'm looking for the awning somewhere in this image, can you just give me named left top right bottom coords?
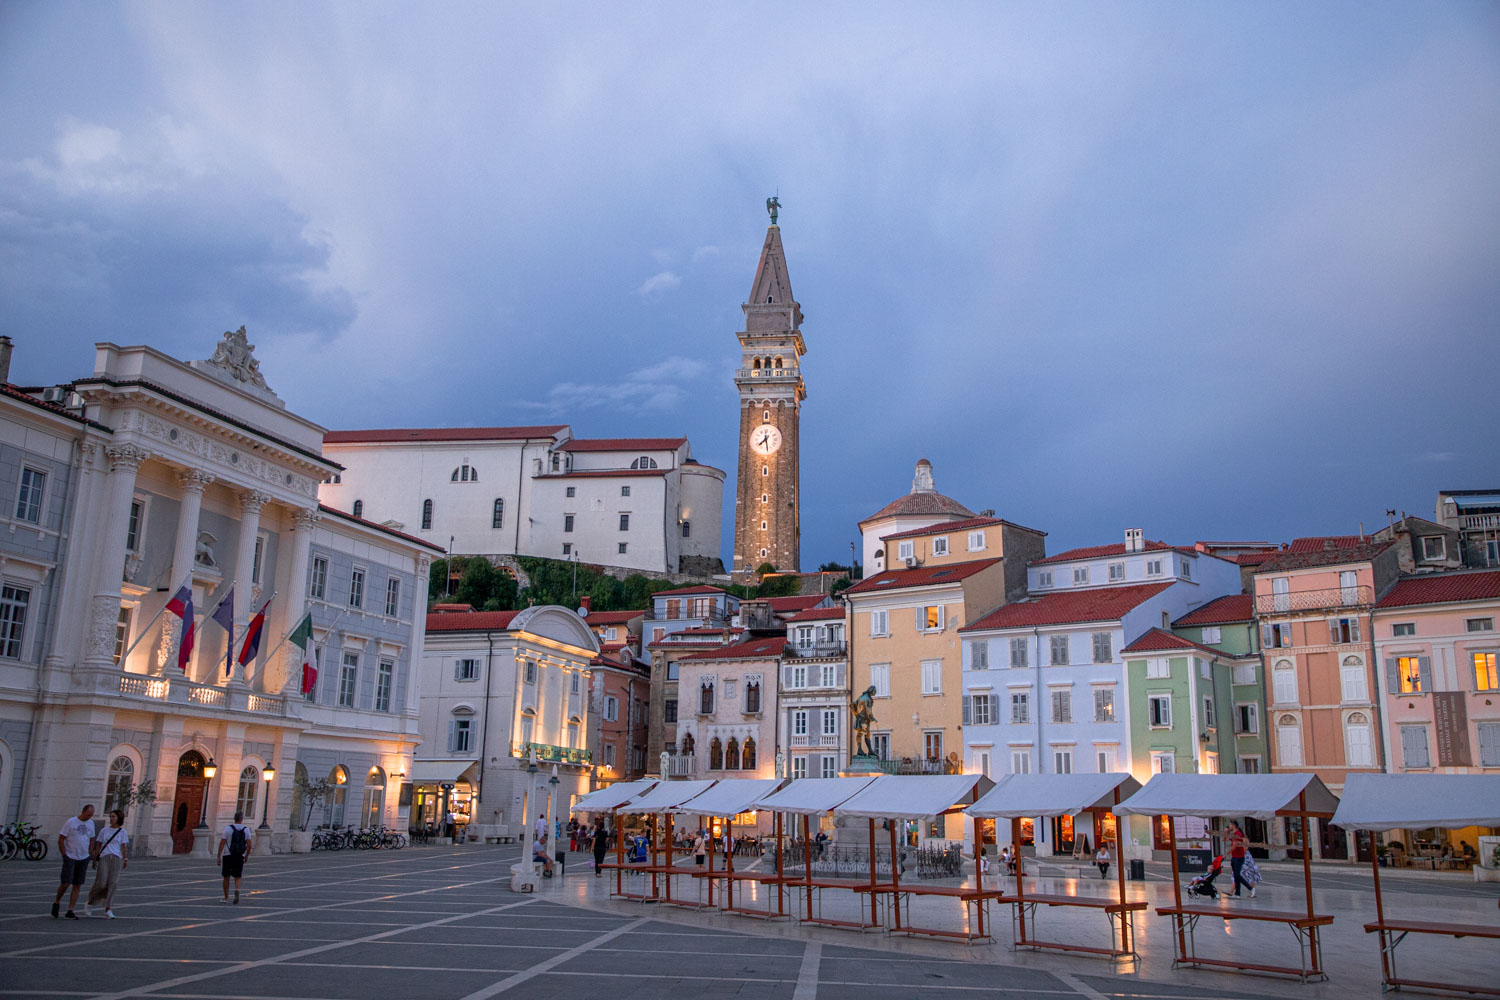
left=572, top=779, right=658, bottom=814
left=1114, top=773, right=1338, bottom=821
left=409, top=759, right=479, bottom=784
left=1453, top=494, right=1500, bottom=509
left=967, top=773, right=1142, bottom=820
left=752, top=776, right=878, bottom=815
left=669, top=778, right=785, bottom=816
left=623, top=779, right=718, bottom=812
left=833, top=774, right=989, bottom=822
left=1330, top=773, right=1500, bottom=831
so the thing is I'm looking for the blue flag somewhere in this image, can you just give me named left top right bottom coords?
left=210, top=588, right=235, bottom=676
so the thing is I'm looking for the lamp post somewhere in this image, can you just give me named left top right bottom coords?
left=547, top=764, right=562, bottom=874
left=259, top=760, right=275, bottom=831
left=197, top=757, right=218, bottom=829
left=521, top=751, right=539, bottom=876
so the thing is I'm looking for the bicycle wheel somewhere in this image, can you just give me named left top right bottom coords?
left=0, top=837, right=15, bottom=861
left=25, top=839, right=47, bottom=861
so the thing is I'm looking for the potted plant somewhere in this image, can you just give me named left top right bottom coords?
left=291, top=775, right=331, bottom=852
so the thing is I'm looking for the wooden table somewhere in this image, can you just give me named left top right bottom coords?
left=788, top=877, right=894, bottom=930
left=1363, top=917, right=1500, bottom=996
left=1010, top=892, right=1147, bottom=959
left=1156, top=904, right=1334, bottom=982
left=871, top=883, right=1009, bottom=943
left=694, top=870, right=794, bottom=920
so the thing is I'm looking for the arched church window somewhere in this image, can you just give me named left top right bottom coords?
left=629, top=456, right=658, bottom=470
left=421, top=499, right=433, bottom=530
left=352, top=499, right=364, bottom=518
left=709, top=738, right=723, bottom=770
left=752, top=357, right=761, bottom=370
left=725, top=738, right=740, bottom=770
left=742, top=737, right=757, bottom=770
left=773, top=355, right=783, bottom=369
left=492, top=498, right=504, bottom=529
left=451, top=464, right=479, bottom=483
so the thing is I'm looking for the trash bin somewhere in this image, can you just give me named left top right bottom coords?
left=1128, top=858, right=1145, bottom=881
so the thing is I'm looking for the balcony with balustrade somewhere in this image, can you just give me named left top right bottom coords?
left=1254, top=584, right=1374, bottom=615
left=108, top=670, right=293, bottom=717
left=786, top=640, right=848, bottom=659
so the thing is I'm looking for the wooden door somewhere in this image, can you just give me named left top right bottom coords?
left=172, top=779, right=204, bottom=854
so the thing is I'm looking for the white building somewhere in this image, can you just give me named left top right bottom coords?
left=414, top=605, right=599, bottom=836
left=959, top=532, right=1240, bottom=857
left=0, top=330, right=438, bottom=855
left=320, top=430, right=725, bottom=576
left=779, top=606, right=849, bottom=780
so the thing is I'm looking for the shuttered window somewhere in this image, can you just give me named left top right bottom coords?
left=1278, top=721, right=1302, bottom=766
left=1400, top=726, right=1430, bottom=769
left=1478, top=723, right=1500, bottom=767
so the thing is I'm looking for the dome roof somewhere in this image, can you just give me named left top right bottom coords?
left=859, top=459, right=975, bottom=526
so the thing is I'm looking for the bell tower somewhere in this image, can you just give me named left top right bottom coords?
left=732, top=198, right=804, bottom=577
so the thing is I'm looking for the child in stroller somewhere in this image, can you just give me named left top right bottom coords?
left=1187, top=854, right=1226, bottom=899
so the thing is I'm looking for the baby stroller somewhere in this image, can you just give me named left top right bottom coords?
left=1186, top=854, right=1225, bottom=900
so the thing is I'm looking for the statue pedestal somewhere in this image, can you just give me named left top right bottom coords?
left=841, top=755, right=884, bottom=778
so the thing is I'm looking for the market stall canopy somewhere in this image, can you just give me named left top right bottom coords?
left=752, top=775, right=879, bottom=815
left=833, top=773, right=990, bottom=822
left=571, top=779, right=658, bottom=814
left=1114, top=773, right=1338, bottom=821
left=967, top=773, right=1142, bottom=820
left=1330, top=773, right=1500, bottom=831
left=409, top=759, right=480, bottom=784
left=623, top=779, right=718, bottom=812
left=668, top=778, right=785, bottom=816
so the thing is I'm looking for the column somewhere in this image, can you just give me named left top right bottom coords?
left=156, top=469, right=214, bottom=675
left=230, top=490, right=270, bottom=685
left=275, top=508, right=319, bottom=695
left=84, top=443, right=151, bottom=669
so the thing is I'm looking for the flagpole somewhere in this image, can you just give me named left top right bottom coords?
left=238, top=592, right=277, bottom=680
left=262, top=602, right=348, bottom=667
left=119, top=574, right=193, bottom=662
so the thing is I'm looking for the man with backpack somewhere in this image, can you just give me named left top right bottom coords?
left=217, top=811, right=254, bottom=904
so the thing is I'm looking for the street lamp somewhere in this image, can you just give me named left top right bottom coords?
left=547, top=764, right=561, bottom=873
left=521, top=751, right=539, bottom=876
left=259, top=760, right=275, bottom=831
left=197, top=757, right=218, bottom=829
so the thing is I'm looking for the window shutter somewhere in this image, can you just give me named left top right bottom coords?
left=1385, top=657, right=1399, bottom=695
left=937, top=606, right=946, bottom=631
left=962, top=695, right=972, bottom=726
left=916, top=607, right=924, bottom=632
left=1350, top=617, right=1361, bottom=643
left=1261, top=623, right=1273, bottom=647
left=1328, top=620, right=1339, bottom=644
left=447, top=720, right=457, bottom=753
left=1279, top=623, right=1292, bottom=646
left=1417, top=656, right=1433, bottom=692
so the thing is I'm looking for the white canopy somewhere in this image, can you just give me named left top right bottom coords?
left=752, top=776, right=879, bottom=816
left=669, top=778, right=785, bottom=816
left=571, top=779, right=657, bottom=814
left=1330, top=773, right=1500, bottom=831
left=833, top=774, right=988, bottom=822
left=409, top=759, right=480, bottom=784
left=967, top=773, right=1142, bottom=820
left=623, top=779, right=718, bottom=812
left=1114, top=773, right=1338, bottom=821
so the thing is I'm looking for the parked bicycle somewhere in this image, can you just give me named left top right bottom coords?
left=1, top=821, right=49, bottom=861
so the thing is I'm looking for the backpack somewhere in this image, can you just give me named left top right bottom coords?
left=228, top=825, right=248, bottom=857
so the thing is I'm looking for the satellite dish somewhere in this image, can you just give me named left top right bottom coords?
left=576, top=606, right=589, bottom=617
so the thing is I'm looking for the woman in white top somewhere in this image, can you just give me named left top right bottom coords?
left=87, top=809, right=129, bottom=917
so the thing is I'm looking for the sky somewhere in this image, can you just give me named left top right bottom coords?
left=2, top=3, right=1498, bottom=569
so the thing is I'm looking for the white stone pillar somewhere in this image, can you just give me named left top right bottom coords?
left=156, top=469, right=214, bottom=675
left=228, top=490, right=270, bottom=684
left=84, top=443, right=151, bottom=668
left=275, top=508, right=319, bottom=695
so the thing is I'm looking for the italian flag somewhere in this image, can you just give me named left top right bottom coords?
left=288, top=612, right=317, bottom=696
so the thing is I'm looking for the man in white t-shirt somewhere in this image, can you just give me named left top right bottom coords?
left=532, top=812, right=553, bottom=875
left=216, top=810, right=254, bottom=904
left=52, top=804, right=96, bottom=919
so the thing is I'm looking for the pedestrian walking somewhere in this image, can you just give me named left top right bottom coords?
left=693, top=830, right=706, bottom=866
left=592, top=819, right=609, bottom=877
left=51, top=804, right=96, bottom=919
left=86, top=809, right=129, bottom=918
left=445, top=808, right=455, bottom=840
left=218, top=811, right=254, bottom=904
left=1000, top=844, right=1014, bottom=876
left=1227, top=821, right=1254, bottom=898
left=1095, top=843, right=1111, bottom=879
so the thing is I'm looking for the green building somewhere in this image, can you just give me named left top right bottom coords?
left=1171, top=594, right=1269, bottom=776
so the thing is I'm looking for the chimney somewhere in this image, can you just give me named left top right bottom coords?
left=579, top=595, right=592, bottom=613
left=1124, top=528, right=1144, bottom=553
left=0, top=336, right=12, bottom=384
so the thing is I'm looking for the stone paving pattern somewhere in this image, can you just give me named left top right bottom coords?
left=1, top=844, right=1496, bottom=999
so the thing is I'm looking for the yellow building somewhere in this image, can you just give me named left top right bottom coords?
left=844, top=515, right=1044, bottom=839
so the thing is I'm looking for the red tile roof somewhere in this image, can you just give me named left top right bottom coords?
left=676, top=626, right=732, bottom=636
left=559, top=437, right=687, bottom=452
left=318, top=504, right=448, bottom=551
left=647, top=638, right=728, bottom=650
left=845, top=558, right=1003, bottom=595
left=2, top=382, right=107, bottom=428
left=1032, top=541, right=1182, bottom=565
left=881, top=516, right=1004, bottom=542
left=680, top=636, right=790, bottom=661
left=1288, top=535, right=1370, bottom=552
left=431, top=603, right=475, bottom=613
left=1376, top=570, right=1500, bottom=609
left=1173, top=594, right=1254, bottom=626
left=1256, top=540, right=1393, bottom=573
left=961, top=583, right=1174, bottom=631
left=859, top=492, right=976, bottom=526
left=763, top=595, right=829, bottom=613
left=583, top=610, right=646, bottom=625
left=425, top=610, right=522, bottom=632
left=1122, top=628, right=1238, bottom=659
left=788, top=606, right=847, bottom=623
left=653, top=585, right=727, bottom=597
left=324, top=425, right=567, bottom=444
left=1234, top=552, right=1278, bottom=566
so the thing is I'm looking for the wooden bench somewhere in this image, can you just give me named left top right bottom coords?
left=874, top=883, right=1010, bottom=943
left=1009, top=893, right=1148, bottom=959
left=1363, top=918, right=1500, bottom=997
left=1156, top=904, right=1333, bottom=982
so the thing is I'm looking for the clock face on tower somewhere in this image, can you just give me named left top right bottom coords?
left=749, top=423, right=783, bottom=456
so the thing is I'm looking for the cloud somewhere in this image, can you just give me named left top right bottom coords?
left=518, top=356, right=709, bottom=416
left=636, top=270, right=681, bottom=298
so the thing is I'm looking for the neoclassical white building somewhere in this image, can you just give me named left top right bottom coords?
left=0, top=331, right=439, bottom=855
left=320, top=430, right=725, bottom=577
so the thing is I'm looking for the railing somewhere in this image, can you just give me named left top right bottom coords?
left=114, top=673, right=287, bottom=716
left=787, top=642, right=847, bottom=659
left=664, top=754, right=695, bottom=778
left=1462, top=513, right=1500, bottom=530
left=119, top=675, right=169, bottom=699
left=789, top=735, right=842, bottom=749
left=1254, top=584, right=1373, bottom=615
left=735, top=367, right=800, bottom=380
left=247, top=695, right=281, bottom=714
left=513, top=742, right=592, bottom=766
left=872, top=757, right=963, bottom=775
left=187, top=685, right=227, bottom=707
left=644, top=611, right=732, bottom=626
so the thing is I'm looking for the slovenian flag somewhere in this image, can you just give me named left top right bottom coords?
left=237, top=597, right=272, bottom=666
left=210, top=588, right=235, bottom=676
left=165, top=586, right=195, bottom=671
left=288, top=612, right=317, bottom=695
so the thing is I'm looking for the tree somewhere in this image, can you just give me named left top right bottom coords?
left=295, top=775, right=332, bottom=831
left=429, top=557, right=518, bottom=611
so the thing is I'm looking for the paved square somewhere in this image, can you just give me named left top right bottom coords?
left=2, top=844, right=1495, bottom=999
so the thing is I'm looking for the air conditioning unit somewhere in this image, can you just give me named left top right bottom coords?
left=904, top=556, right=918, bottom=568
left=40, top=387, right=67, bottom=403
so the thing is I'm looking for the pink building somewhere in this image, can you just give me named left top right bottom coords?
left=674, top=636, right=785, bottom=807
